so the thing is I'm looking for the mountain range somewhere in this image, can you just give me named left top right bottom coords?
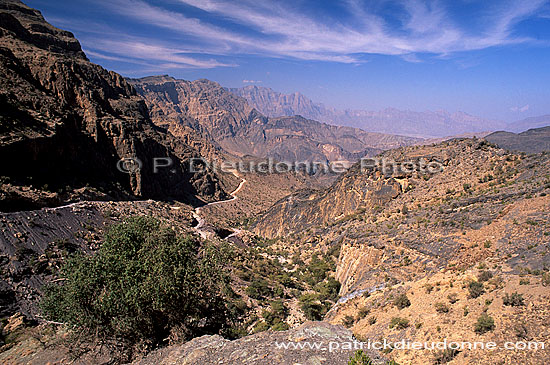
left=2, top=1, right=550, bottom=364
left=230, top=85, right=550, bottom=138
left=129, top=76, right=419, bottom=164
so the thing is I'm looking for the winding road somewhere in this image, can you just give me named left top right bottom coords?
left=193, top=171, right=246, bottom=239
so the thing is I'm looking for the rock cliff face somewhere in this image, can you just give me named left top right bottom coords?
left=130, top=76, right=419, bottom=163
left=228, top=85, right=333, bottom=122
left=0, top=0, right=227, bottom=211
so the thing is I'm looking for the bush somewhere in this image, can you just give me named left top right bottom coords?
left=435, top=302, right=449, bottom=313
left=41, top=216, right=232, bottom=355
left=348, top=350, right=373, bottom=365
left=246, top=277, right=272, bottom=299
left=468, top=281, right=484, bottom=298
left=474, top=313, right=495, bottom=334
left=342, top=315, right=355, bottom=328
left=299, top=293, right=324, bottom=320
left=503, top=292, right=525, bottom=307
left=434, top=348, right=460, bottom=364
left=393, top=293, right=411, bottom=309
left=315, top=277, right=341, bottom=302
left=357, top=307, right=370, bottom=320
left=478, top=271, right=493, bottom=282
left=389, top=317, right=409, bottom=330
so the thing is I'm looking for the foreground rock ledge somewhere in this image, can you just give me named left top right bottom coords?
left=133, top=321, right=383, bottom=365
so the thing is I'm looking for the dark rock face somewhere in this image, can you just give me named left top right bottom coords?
left=129, top=76, right=418, bottom=164
left=134, top=321, right=383, bottom=365
left=485, top=126, right=550, bottom=153
left=0, top=0, right=227, bottom=211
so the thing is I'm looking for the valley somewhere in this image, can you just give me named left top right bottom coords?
left=1, top=1, right=550, bottom=364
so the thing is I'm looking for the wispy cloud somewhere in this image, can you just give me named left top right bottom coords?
left=243, top=80, right=262, bottom=84
left=511, top=104, right=530, bottom=112
left=80, top=0, right=548, bottom=65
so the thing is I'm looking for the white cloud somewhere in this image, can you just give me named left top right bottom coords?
left=243, top=80, right=262, bottom=84
left=91, top=0, right=547, bottom=64
left=83, top=38, right=236, bottom=69
left=510, top=104, right=530, bottom=112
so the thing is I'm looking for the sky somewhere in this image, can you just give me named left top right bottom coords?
left=25, top=0, right=550, bottom=122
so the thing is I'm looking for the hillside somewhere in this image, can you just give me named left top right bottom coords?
left=486, top=126, right=550, bottom=153
left=0, top=0, right=228, bottom=211
left=250, top=138, right=550, bottom=363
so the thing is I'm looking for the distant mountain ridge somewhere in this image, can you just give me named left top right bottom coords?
left=129, top=76, right=420, bottom=164
left=485, top=126, right=550, bottom=153
left=229, top=85, right=549, bottom=138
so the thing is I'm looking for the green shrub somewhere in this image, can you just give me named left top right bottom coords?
left=502, top=292, right=525, bottom=307
left=41, top=216, right=232, bottom=354
left=393, top=293, right=411, bottom=309
left=246, top=277, right=272, bottom=299
left=435, top=302, right=450, bottom=313
left=474, top=313, right=495, bottom=334
left=299, top=293, right=324, bottom=320
left=468, top=281, right=484, bottom=298
left=434, top=348, right=460, bottom=364
left=389, top=317, right=409, bottom=330
left=478, top=271, right=493, bottom=282
left=348, top=350, right=373, bottom=365
left=357, top=307, right=370, bottom=320
left=342, top=315, right=355, bottom=328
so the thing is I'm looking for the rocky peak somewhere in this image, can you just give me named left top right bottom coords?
left=0, top=0, right=85, bottom=58
left=0, top=0, right=228, bottom=210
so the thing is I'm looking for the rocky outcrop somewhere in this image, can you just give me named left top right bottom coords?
left=134, top=321, right=383, bottom=365
left=129, top=76, right=418, bottom=163
left=0, top=0, right=228, bottom=211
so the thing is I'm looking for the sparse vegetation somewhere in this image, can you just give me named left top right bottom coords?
left=435, top=302, right=450, bottom=313
left=474, top=313, right=495, bottom=334
left=393, top=293, right=411, bottom=309
left=468, top=281, right=484, bottom=298
left=389, top=317, right=409, bottom=330
left=502, top=292, right=525, bottom=307
left=348, top=350, right=374, bottom=365
left=434, top=348, right=460, bottom=364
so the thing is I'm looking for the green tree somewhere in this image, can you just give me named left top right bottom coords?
left=41, top=216, right=232, bottom=353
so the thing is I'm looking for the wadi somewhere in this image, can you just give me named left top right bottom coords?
left=1, top=1, right=550, bottom=364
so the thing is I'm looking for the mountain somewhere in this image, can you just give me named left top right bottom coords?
left=230, top=85, right=505, bottom=138
left=485, top=126, right=550, bottom=153
left=0, top=0, right=228, bottom=211
left=227, top=85, right=335, bottom=123
left=129, top=76, right=420, bottom=163
left=506, top=114, right=550, bottom=133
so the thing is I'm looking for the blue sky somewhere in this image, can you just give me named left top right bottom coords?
left=25, top=0, right=550, bottom=122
